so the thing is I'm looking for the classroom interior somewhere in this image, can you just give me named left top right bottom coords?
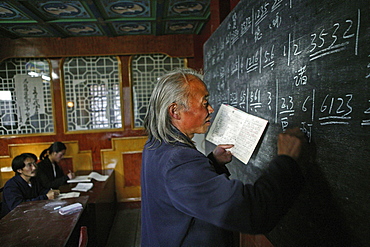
left=0, top=0, right=260, bottom=246
left=1, top=0, right=369, bottom=246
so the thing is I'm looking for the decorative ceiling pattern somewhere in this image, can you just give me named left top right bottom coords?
left=0, top=0, right=210, bottom=38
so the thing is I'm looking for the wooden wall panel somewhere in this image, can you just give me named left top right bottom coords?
left=240, top=234, right=274, bottom=247
left=101, top=136, right=147, bottom=202
left=123, top=152, right=142, bottom=187
left=0, top=0, right=238, bottom=203
left=59, top=158, right=73, bottom=175
left=0, top=141, right=92, bottom=187
left=0, top=35, right=194, bottom=62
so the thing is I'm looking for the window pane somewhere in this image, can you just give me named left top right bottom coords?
left=131, top=54, right=185, bottom=128
left=0, top=58, right=54, bottom=135
left=63, top=56, right=121, bottom=131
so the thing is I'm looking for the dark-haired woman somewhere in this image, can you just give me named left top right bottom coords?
left=1, top=153, right=59, bottom=218
left=37, top=142, right=75, bottom=189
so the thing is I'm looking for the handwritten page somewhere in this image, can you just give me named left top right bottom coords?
left=206, top=104, right=268, bottom=164
left=88, top=172, right=109, bottom=181
left=67, top=172, right=108, bottom=183
left=67, top=175, right=90, bottom=183
left=57, top=192, right=80, bottom=200
left=71, top=183, right=93, bottom=192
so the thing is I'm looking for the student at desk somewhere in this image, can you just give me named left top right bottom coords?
left=37, top=142, right=75, bottom=189
left=1, top=153, right=59, bottom=218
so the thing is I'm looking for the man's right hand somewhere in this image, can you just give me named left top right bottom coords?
left=277, top=127, right=305, bottom=161
left=212, top=144, right=234, bottom=165
left=46, top=189, right=60, bottom=200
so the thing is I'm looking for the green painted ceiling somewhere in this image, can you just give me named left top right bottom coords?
left=0, top=0, right=210, bottom=38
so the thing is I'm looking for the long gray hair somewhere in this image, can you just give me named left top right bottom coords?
left=144, top=68, right=203, bottom=148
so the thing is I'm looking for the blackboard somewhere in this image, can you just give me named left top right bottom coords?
left=203, top=0, right=369, bottom=246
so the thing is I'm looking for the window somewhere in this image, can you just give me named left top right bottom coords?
left=0, top=58, right=54, bottom=135
left=63, top=56, right=122, bottom=131
left=131, top=54, right=186, bottom=128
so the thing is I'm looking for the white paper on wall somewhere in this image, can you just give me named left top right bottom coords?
left=14, top=75, right=45, bottom=124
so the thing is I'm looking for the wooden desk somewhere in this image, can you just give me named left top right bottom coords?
left=60, top=169, right=116, bottom=247
left=0, top=196, right=88, bottom=247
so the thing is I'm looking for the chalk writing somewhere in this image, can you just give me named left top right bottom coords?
left=263, top=45, right=275, bottom=69
left=318, top=94, right=352, bottom=125
left=246, top=50, right=259, bottom=73
left=267, top=91, right=272, bottom=111
left=204, top=2, right=369, bottom=142
left=254, top=2, right=269, bottom=27
left=279, top=95, right=295, bottom=131
left=301, top=89, right=315, bottom=122
left=249, top=88, right=262, bottom=112
left=284, top=33, right=303, bottom=66
left=269, top=12, right=282, bottom=30
left=227, top=12, right=240, bottom=46
left=204, top=1, right=370, bottom=244
left=240, top=16, right=252, bottom=36
left=366, top=54, right=370, bottom=79
left=230, top=91, right=238, bottom=108
left=300, top=121, right=313, bottom=143
left=361, top=100, right=370, bottom=126
left=294, top=65, right=307, bottom=86
left=271, top=0, right=283, bottom=13
left=239, top=90, right=247, bottom=111
left=309, top=11, right=360, bottom=60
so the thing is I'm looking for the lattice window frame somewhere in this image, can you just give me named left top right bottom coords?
left=0, top=58, right=54, bottom=136
left=62, top=56, right=122, bottom=132
left=130, top=54, right=186, bottom=128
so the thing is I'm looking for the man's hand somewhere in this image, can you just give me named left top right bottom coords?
left=46, top=189, right=60, bottom=200
left=278, top=128, right=305, bottom=160
left=67, top=170, right=75, bottom=180
left=212, top=144, right=234, bottom=165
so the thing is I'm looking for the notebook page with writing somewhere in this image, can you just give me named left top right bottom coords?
left=206, top=104, right=268, bottom=164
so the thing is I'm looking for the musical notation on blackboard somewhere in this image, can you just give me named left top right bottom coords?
left=204, top=3, right=368, bottom=145
left=204, top=0, right=369, bottom=245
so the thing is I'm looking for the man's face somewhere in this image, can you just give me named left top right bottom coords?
left=18, top=157, right=37, bottom=178
left=174, top=77, right=214, bottom=139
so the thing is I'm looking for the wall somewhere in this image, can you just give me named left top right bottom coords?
left=0, top=5, right=276, bottom=247
left=0, top=1, right=271, bottom=246
left=204, top=0, right=370, bottom=245
left=0, top=0, right=236, bottom=201
left=0, top=34, right=195, bottom=203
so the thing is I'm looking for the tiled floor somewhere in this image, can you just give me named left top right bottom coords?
left=106, top=207, right=141, bottom=247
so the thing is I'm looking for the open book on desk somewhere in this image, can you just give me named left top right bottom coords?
left=71, top=183, right=93, bottom=192
left=67, top=171, right=109, bottom=183
left=57, top=192, right=81, bottom=199
left=206, top=104, right=268, bottom=165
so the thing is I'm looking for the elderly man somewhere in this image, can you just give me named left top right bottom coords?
left=141, top=68, right=305, bottom=246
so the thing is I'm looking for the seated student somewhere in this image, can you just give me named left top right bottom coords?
left=37, top=142, right=75, bottom=189
left=1, top=153, right=59, bottom=218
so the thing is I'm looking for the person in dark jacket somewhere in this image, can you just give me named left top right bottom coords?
left=1, top=153, right=59, bottom=218
left=37, top=142, right=75, bottom=189
left=141, top=68, right=306, bottom=246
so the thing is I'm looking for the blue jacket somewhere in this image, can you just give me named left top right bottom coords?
left=1, top=174, right=49, bottom=218
left=141, top=137, right=304, bottom=247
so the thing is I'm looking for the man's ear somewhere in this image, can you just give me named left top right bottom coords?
left=17, top=168, right=23, bottom=174
left=169, top=103, right=181, bottom=120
